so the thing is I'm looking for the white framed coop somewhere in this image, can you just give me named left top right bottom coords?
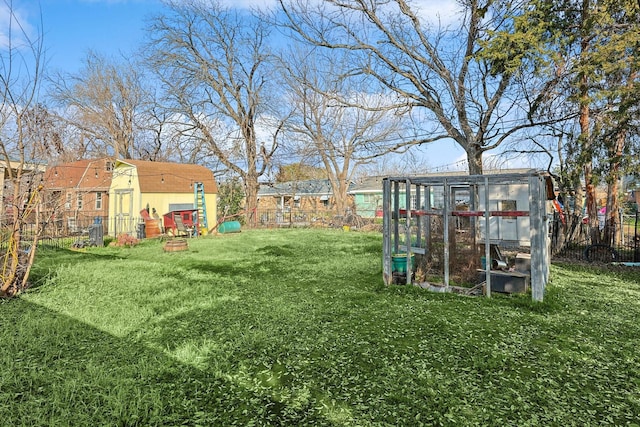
left=382, top=171, right=553, bottom=302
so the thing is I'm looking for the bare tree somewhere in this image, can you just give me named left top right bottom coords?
left=49, top=50, right=146, bottom=160
left=0, top=2, right=46, bottom=297
left=280, top=47, right=406, bottom=214
left=145, top=0, right=279, bottom=225
left=277, top=0, right=551, bottom=175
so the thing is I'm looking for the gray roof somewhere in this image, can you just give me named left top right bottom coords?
left=258, top=179, right=335, bottom=197
left=349, top=176, right=385, bottom=193
left=349, top=169, right=544, bottom=193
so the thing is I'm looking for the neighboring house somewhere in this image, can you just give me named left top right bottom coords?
left=108, top=159, right=217, bottom=236
left=631, top=190, right=640, bottom=210
left=0, top=159, right=47, bottom=221
left=624, top=176, right=640, bottom=211
left=257, top=179, right=353, bottom=224
left=349, top=176, right=386, bottom=218
left=42, top=158, right=113, bottom=233
left=257, top=179, right=339, bottom=212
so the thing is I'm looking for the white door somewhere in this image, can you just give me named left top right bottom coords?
left=115, top=189, right=133, bottom=235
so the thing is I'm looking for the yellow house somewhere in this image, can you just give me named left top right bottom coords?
left=108, top=159, right=218, bottom=236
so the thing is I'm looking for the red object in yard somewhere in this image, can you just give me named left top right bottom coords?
left=163, top=209, right=198, bottom=236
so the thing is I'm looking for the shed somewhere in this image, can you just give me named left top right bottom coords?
left=108, top=159, right=217, bottom=237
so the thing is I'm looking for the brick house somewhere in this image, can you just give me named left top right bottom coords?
left=256, top=179, right=355, bottom=224
left=257, top=179, right=336, bottom=211
left=42, top=158, right=113, bottom=234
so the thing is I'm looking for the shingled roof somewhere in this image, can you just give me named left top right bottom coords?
left=117, top=159, right=218, bottom=194
left=44, top=158, right=114, bottom=191
left=349, top=169, right=541, bottom=193
left=45, top=159, right=98, bottom=190
left=258, top=179, right=335, bottom=197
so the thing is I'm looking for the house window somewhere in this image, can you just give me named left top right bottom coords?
left=363, top=194, right=375, bottom=203
left=65, top=193, right=71, bottom=210
left=106, top=162, right=113, bottom=171
left=293, top=196, right=300, bottom=208
left=77, top=193, right=83, bottom=210
left=95, top=192, right=103, bottom=210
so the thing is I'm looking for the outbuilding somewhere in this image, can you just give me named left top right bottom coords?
left=108, top=159, right=217, bottom=237
left=382, top=170, right=553, bottom=301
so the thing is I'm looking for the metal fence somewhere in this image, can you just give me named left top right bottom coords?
left=17, top=208, right=637, bottom=263
left=553, top=212, right=640, bottom=263
left=1, top=208, right=376, bottom=251
left=1, top=216, right=139, bottom=251
left=249, top=209, right=375, bottom=229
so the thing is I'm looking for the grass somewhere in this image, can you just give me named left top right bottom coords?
left=2, top=229, right=640, bottom=426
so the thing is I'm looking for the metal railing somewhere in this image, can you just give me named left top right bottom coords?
left=554, top=212, right=640, bottom=263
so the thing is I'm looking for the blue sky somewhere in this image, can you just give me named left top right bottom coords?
left=27, top=0, right=460, bottom=74
left=4, top=0, right=529, bottom=172
left=34, top=0, right=165, bottom=73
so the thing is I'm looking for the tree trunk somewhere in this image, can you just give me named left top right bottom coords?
left=466, top=146, right=483, bottom=175
left=578, top=0, right=601, bottom=245
left=584, top=166, right=600, bottom=244
left=243, top=176, right=259, bottom=228
left=603, top=129, right=625, bottom=246
left=329, top=168, right=351, bottom=216
left=466, top=145, right=482, bottom=262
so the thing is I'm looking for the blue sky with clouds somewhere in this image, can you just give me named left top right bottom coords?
left=10, top=0, right=461, bottom=72
left=2, top=0, right=496, bottom=171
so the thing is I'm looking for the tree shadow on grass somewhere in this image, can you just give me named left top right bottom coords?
left=29, top=248, right=132, bottom=290
left=1, top=300, right=333, bottom=426
left=178, top=260, right=247, bottom=276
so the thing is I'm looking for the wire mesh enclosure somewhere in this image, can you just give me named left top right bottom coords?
left=382, top=171, right=552, bottom=301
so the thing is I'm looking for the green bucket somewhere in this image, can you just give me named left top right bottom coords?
left=392, top=253, right=415, bottom=273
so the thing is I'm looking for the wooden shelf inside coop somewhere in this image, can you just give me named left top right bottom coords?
left=398, top=245, right=426, bottom=255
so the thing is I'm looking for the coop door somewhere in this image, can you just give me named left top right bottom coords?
left=499, top=199, right=519, bottom=241
left=477, top=199, right=501, bottom=240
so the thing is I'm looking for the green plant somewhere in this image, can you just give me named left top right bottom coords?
left=217, top=177, right=245, bottom=225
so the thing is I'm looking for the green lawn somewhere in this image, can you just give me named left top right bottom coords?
left=2, top=229, right=640, bottom=426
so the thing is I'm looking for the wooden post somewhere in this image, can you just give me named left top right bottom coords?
left=529, top=175, right=545, bottom=302
left=484, top=176, right=492, bottom=298
left=443, top=178, right=450, bottom=289
left=382, top=178, right=392, bottom=285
